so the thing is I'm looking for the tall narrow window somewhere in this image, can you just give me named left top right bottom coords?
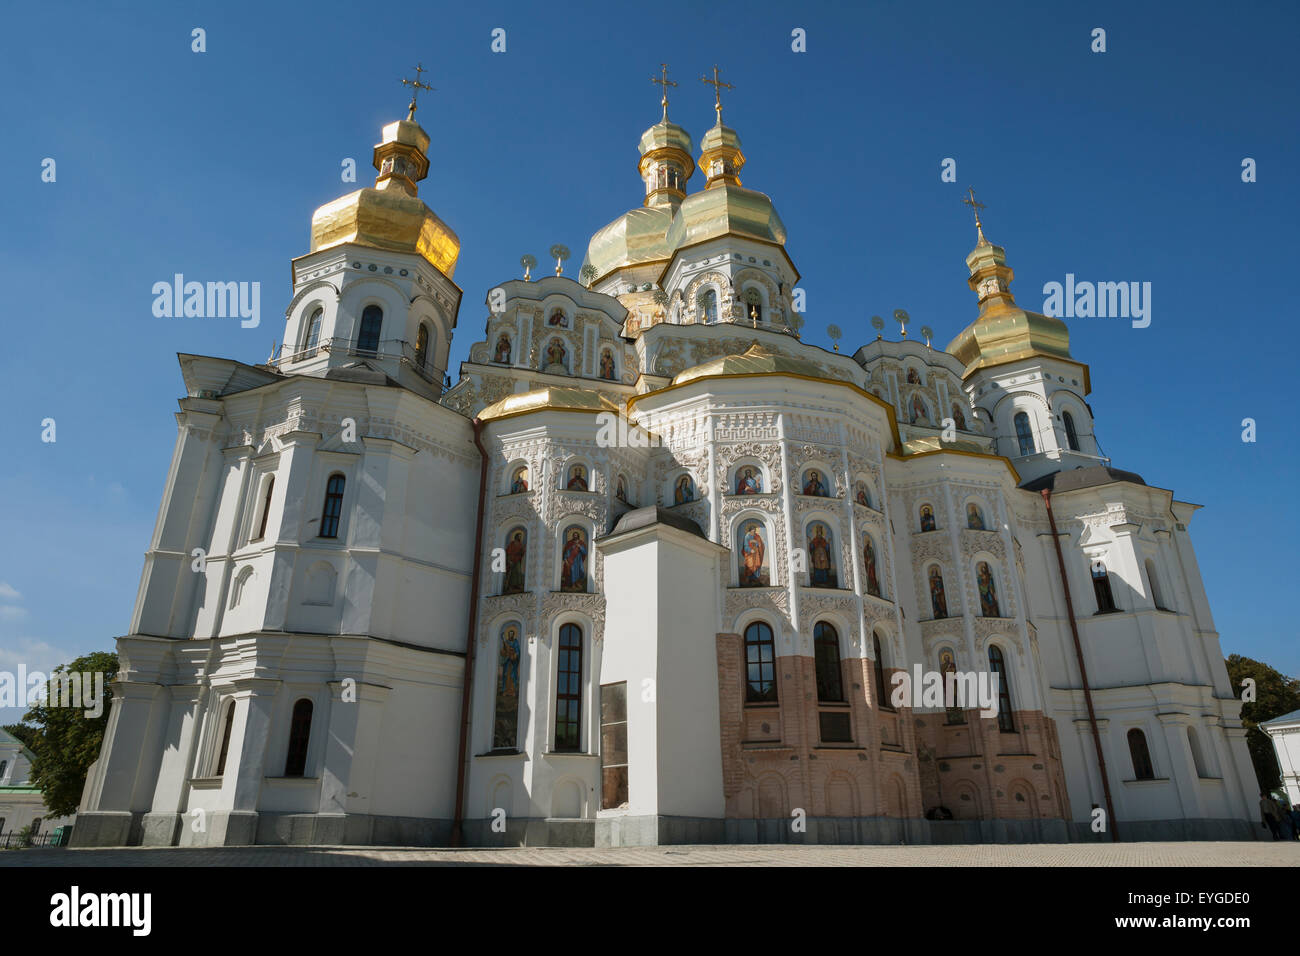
left=873, top=631, right=892, bottom=710
left=1187, top=727, right=1209, bottom=778
left=0, top=760, right=8, bottom=779
left=357, top=305, right=383, bottom=353
left=743, top=621, right=777, bottom=703
left=699, top=289, right=718, bottom=323
left=814, top=622, right=844, bottom=703
left=319, top=474, right=346, bottom=539
left=215, top=700, right=236, bottom=776
left=414, top=322, right=430, bottom=370
left=254, top=476, right=275, bottom=540
left=303, top=307, right=323, bottom=353
left=283, top=699, right=313, bottom=777
left=1092, top=560, right=1117, bottom=613
left=1144, top=558, right=1166, bottom=609
left=1128, top=728, right=1154, bottom=780
left=554, top=623, right=583, bottom=752
left=988, top=645, right=1015, bottom=732
left=1014, top=411, right=1036, bottom=456
left=1063, top=410, right=1080, bottom=451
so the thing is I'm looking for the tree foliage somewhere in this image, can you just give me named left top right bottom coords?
left=18, top=651, right=118, bottom=817
left=1224, top=654, right=1300, bottom=793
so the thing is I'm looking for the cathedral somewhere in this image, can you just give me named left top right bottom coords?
left=72, top=74, right=1260, bottom=848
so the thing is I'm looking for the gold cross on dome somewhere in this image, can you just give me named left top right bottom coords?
left=962, top=186, right=987, bottom=233
left=700, top=64, right=734, bottom=123
left=401, top=63, right=436, bottom=119
left=651, top=63, right=677, bottom=121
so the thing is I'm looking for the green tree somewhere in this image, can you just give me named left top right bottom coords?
left=1224, top=654, right=1300, bottom=792
left=19, top=651, right=118, bottom=817
left=1, top=723, right=40, bottom=751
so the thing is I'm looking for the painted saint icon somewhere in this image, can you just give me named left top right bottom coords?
left=738, top=521, right=769, bottom=587
left=561, top=526, right=588, bottom=592
left=494, top=334, right=512, bottom=364
left=545, top=338, right=567, bottom=368
left=928, top=565, right=948, bottom=619
left=952, top=404, right=967, bottom=431
left=493, top=623, right=522, bottom=749
left=940, top=647, right=964, bottom=723
left=906, top=368, right=921, bottom=385
left=674, top=473, right=695, bottom=504
left=615, top=475, right=627, bottom=503
left=503, top=528, right=526, bottom=594
left=599, top=349, right=616, bottom=380
left=920, top=504, right=936, bottom=532
left=566, top=464, right=588, bottom=491
left=977, top=561, right=1001, bottom=617
left=803, top=469, right=828, bottom=497
left=863, top=534, right=881, bottom=597
left=808, top=523, right=837, bottom=588
left=855, top=483, right=870, bottom=508
left=966, top=503, right=984, bottom=530
left=735, top=467, right=761, bottom=495
left=911, top=394, right=927, bottom=424
left=548, top=308, right=568, bottom=328
left=510, top=466, right=529, bottom=495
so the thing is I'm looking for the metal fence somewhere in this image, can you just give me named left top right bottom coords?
left=0, top=830, right=69, bottom=849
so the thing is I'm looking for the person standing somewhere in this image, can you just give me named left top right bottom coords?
left=1260, top=793, right=1284, bottom=840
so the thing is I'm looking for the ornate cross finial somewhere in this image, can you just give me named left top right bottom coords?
left=401, top=63, right=436, bottom=120
left=700, top=64, right=734, bottom=124
left=651, top=63, right=677, bottom=122
left=962, top=186, right=988, bottom=241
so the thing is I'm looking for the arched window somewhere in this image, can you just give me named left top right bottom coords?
left=30, top=817, right=41, bottom=835
left=988, top=646, right=1015, bottom=732
left=254, top=476, right=275, bottom=541
left=873, top=631, right=892, bottom=710
left=493, top=623, right=522, bottom=750
left=357, top=305, right=383, bottom=353
left=813, top=622, right=844, bottom=702
left=1092, top=560, right=1117, bottom=613
left=699, top=289, right=718, bottom=323
left=1128, top=728, right=1154, bottom=780
left=0, top=760, right=7, bottom=779
left=1145, top=558, right=1166, bottom=610
left=743, top=621, right=777, bottom=703
left=1014, top=411, right=1036, bottom=456
left=215, top=700, right=236, bottom=776
left=283, top=699, right=313, bottom=777
left=319, top=474, right=346, bottom=539
left=414, top=322, right=430, bottom=370
left=1063, top=410, right=1080, bottom=451
left=229, top=566, right=254, bottom=609
left=554, top=623, right=583, bottom=752
left=303, top=307, right=323, bottom=353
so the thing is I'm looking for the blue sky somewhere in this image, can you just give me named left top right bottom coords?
left=1, top=0, right=1296, bottom=723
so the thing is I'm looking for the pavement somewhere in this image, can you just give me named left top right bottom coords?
left=2, top=841, right=1295, bottom=866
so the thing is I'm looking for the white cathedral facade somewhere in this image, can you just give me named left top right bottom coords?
left=72, top=89, right=1260, bottom=847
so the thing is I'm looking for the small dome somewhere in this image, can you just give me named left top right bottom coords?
left=639, top=119, right=693, bottom=159
left=672, top=342, right=824, bottom=386
left=582, top=205, right=675, bottom=284
left=664, top=182, right=786, bottom=250
left=311, top=188, right=460, bottom=277
left=477, top=386, right=621, bottom=422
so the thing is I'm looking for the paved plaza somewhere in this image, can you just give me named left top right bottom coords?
left=2, top=841, right=1293, bottom=867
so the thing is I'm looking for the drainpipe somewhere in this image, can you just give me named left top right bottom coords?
left=1041, top=488, right=1119, bottom=842
left=450, top=417, right=490, bottom=846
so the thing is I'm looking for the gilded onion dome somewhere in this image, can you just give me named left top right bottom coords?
left=664, top=118, right=786, bottom=251
left=477, top=386, right=621, bottom=423
left=310, top=117, right=460, bottom=278
left=945, top=225, right=1089, bottom=390
left=672, top=342, right=824, bottom=385
left=581, top=108, right=695, bottom=285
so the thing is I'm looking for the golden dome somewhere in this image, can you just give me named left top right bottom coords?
left=672, top=342, right=824, bottom=385
left=664, top=182, right=786, bottom=250
left=945, top=229, right=1089, bottom=390
left=309, top=118, right=460, bottom=278
left=477, top=386, right=621, bottom=422
left=582, top=205, right=675, bottom=284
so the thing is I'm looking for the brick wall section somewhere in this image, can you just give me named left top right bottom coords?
left=716, top=634, right=1069, bottom=823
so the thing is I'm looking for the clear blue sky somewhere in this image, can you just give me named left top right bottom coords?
left=1, top=0, right=1295, bottom=724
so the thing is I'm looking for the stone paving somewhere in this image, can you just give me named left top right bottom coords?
left=1, top=841, right=1294, bottom=866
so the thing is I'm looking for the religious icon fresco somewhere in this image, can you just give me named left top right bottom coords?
left=560, top=526, right=588, bottom=592
left=920, top=504, right=936, bottom=532
left=548, top=308, right=568, bottom=328
left=808, top=522, right=837, bottom=588
left=615, top=474, right=628, bottom=503
left=674, top=473, right=695, bottom=504
left=906, top=368, right=921, bottom=385
left=952, top=404, right=967, bottom=431
left=854, top=483, right=870, bottom=508
left=735, top=466, right=761, bottom=495
left=599, top=349, right=616, bottom=380
left=493, top=622, right=522, bottom=749
left=911, top=393, right=927, bottom=424
left=503, top=528, right=526, bottom=594
left=566, top=464, right=588, bottom=491
left=737, top=520, right=770, bottom=587
left=928, top=565, right=948, bottom=618
left=494, top=334, right=512, bottom=363
left=940, top=647, right=964, bottom=723
left=545, top=337, right=568, bottom=369
left=802, top=468, right=829, bottom=497
left=862, top=533, right=881, bottom=597
left=510, top=466, right=529, bottom=494
left=966, top=503, right=984, bottom=530
left=977, top=561, right=1001, bottom=617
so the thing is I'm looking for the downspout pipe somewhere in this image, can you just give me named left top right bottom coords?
left=1041, top=487, right=1120, bottom=842
left=451, top=417, right=490, bottom=847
